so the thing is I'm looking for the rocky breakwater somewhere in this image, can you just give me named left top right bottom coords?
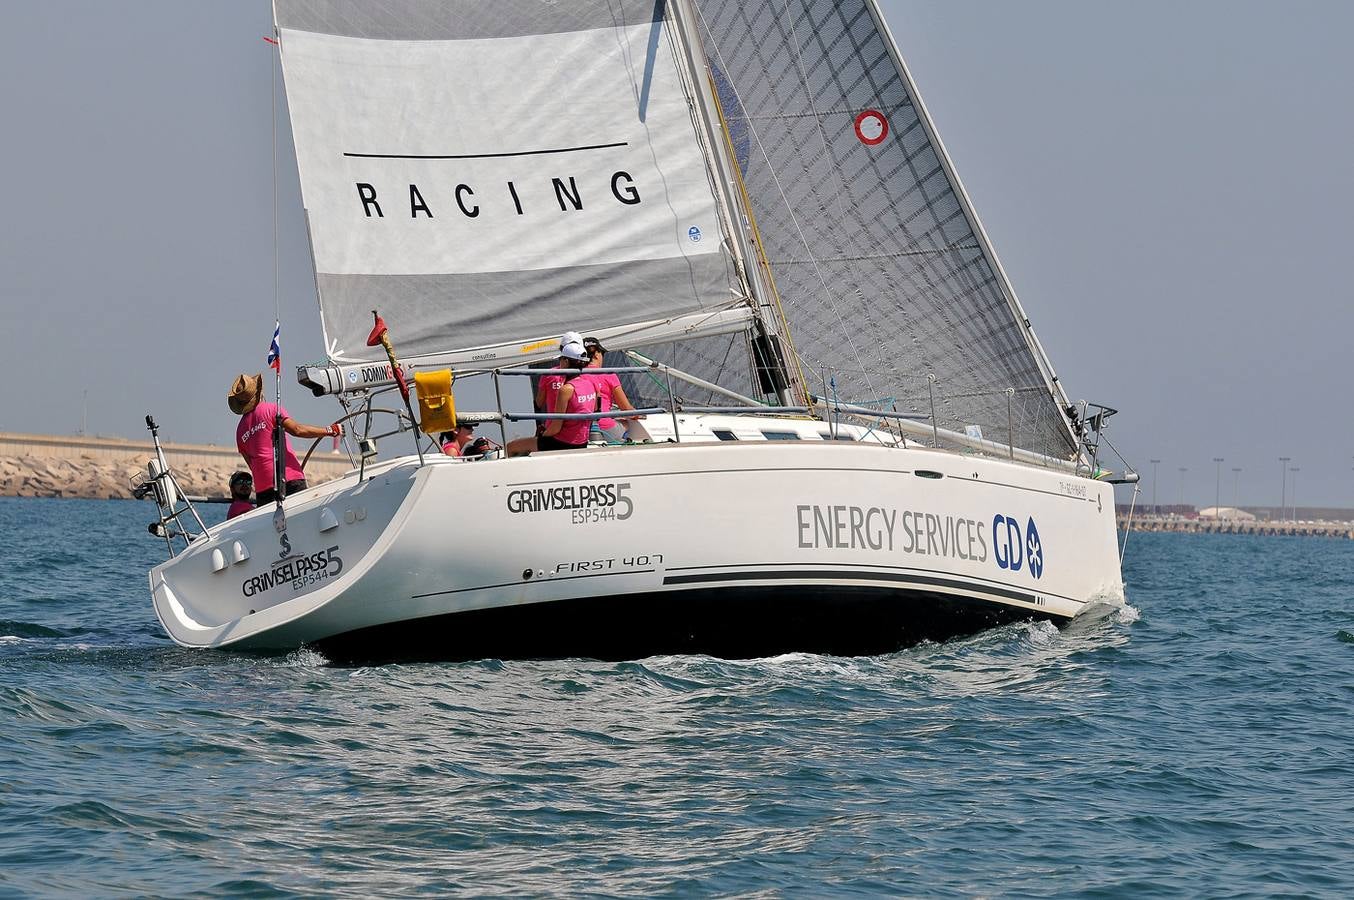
left=0, top=452, right=342, bottom=501
left=0, top=432, right=350, bottom=501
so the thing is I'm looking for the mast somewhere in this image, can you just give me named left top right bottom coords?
left=666, top=0, right=805, bottom=408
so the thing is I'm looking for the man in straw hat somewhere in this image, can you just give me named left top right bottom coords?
left=229, top=373, right=342, bottom=504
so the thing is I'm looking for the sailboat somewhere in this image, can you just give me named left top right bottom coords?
left=143, top=0, right=1133, bottom=661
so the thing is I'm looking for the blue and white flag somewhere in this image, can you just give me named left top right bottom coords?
left=267, top=321, right=281, bottom=372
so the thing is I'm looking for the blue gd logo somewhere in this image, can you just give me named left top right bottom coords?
left=688, top=225, right=702, bottom=242
left=992, top=514, right=1044, bottom=580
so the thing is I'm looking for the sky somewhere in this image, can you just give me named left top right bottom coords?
left=1, top=1, right=1351, bottom=510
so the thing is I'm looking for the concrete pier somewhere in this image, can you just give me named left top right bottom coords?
left=1119, top=514, right=1354, bottom=539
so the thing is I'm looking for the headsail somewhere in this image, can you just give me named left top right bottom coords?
left=686, top=0, right=1078, bottom=457
left=274, top=0, right=748, bottom=365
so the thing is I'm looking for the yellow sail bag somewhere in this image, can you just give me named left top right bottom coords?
left=413, top=369, right=456, bottom=434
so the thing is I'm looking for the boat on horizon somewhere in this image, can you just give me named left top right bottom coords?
left=141, top=0, right=1134, bottom=662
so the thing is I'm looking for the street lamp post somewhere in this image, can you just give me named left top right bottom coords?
left=1279, top=457, right=1291, bottom=522
left=1290, top=467, right=1300, bottom=521
left=1150, top=459, right=1161, bottom=515
left=1213, top=457, right=1224, bottom=518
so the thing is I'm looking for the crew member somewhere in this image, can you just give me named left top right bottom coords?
left=229, top=372, right=342, bottom=503
left=226, top=471, right=254, bottom=520
left=440, top=422, right=478, bottom=457
left=534, top=330, right=580, bottom=436
left=583, top=336, right=642, bottom=443
left=506, top=336, right=597, bottom=456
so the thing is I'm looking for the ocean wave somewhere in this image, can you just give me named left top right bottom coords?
left=0, top=620, right=66, bottom=639
left=276, top=646, right=330, bottom=668
left=1117, top=603, right=1143, bottom=624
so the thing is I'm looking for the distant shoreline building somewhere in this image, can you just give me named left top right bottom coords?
left=1198, top=507, right=1256, bottom=521
left=1116, top=503, right=1354, bottom=524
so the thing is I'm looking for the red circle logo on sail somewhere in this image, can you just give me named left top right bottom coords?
left=853, top=110, right=889, bottom=146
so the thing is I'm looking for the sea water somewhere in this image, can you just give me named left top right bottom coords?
left=0, top=496, right=1351, bottom=897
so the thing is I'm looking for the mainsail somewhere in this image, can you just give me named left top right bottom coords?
left=685, top=0, right=1079, bottom=458
left=274, top=0, right=750, bottom=365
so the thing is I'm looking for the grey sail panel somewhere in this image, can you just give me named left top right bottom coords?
left=274, top=0, right=744, bottom=364
left=689, top=0, right=1076, bottom=457
left=315, top=256, right=737, bottom=358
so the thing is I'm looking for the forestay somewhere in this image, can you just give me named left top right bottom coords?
left=274, top=0, right=746, bottom=365
left=686, top=0, right=1078, bottom=458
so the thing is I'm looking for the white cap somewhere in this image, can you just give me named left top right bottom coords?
left=559, top=331, right=582, bottom=352
left=560, top=339, right=589, bottom=362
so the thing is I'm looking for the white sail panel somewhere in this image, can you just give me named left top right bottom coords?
left=276, top=1, right=741, bottom=363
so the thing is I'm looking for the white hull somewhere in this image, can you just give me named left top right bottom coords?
left=150, top=424, right=1124, bottom=661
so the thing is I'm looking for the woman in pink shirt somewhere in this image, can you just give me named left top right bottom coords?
left=229, top=373, right=342, bottom=503
left=506, top=337, right=597, bottom=456
left=225, top=471, right=255, bottom=519
left=582, top=336, right=642, bottom=443
left=440, top=422, right=479, bottom=457
left=535, top=369, right=566, bottom=439
left=532, top=329, right=582, bottom=436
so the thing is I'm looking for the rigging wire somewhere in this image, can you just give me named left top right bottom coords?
left=271, top=34, right=279, bottom=331
left=1120, top=483, right=1139, bottom=561
left=1091, top=429, right=1137, bottom=560
left=779, top=0, right=878, bottom=400
left=266, top=32, right=288, bottom=513
left=663, top=4, right=789, bottom=404
left=659, top=8, right=747, bottom=344
left=688, top=1, right=878, bottom=401
left=701, top=58, right=809, bottom=405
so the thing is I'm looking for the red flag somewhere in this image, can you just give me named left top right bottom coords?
left=366, top=311, right=409, bottom=401
left=366, top=315, right=388, bottom=347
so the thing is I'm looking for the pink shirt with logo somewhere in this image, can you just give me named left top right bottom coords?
left=538, top=373, right=565, bottom=433
left=236, top=401, right=304, bottom=493
left=553, top=374, right=598, bottom=446
left=592, top=372, right=623, bottom=429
